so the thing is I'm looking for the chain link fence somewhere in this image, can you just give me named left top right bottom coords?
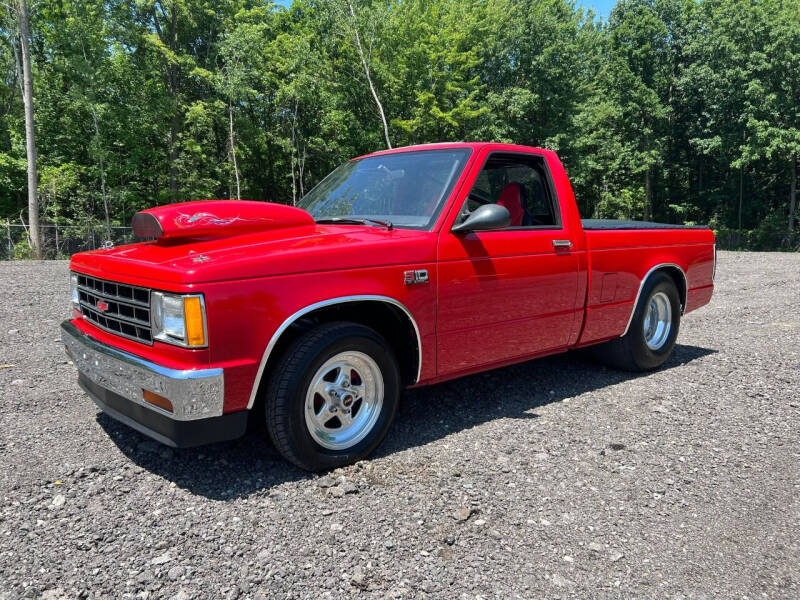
left=0, top=221, right=136, bottom=260
left=1, top=219, right=794, bottom=259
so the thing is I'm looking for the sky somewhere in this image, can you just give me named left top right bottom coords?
left=273, top=1, right=618, bottom=21
left=583, top=0, right=616, bottom=19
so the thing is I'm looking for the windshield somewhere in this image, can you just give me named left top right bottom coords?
left=298, top=149, right=472, bottom=229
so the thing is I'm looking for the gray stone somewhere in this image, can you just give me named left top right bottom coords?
left=350, top=565, right=367, bottom=588
left=256, top=549, right=270, bottom=561
left=151, top=552, right=173, bottom=565
left=452, top=507, right=473, bottom=522
left=609, top=551, right=625, bottom=563
left=341, top=481, right=358, bottom=494
left=551, top=573, right=572, bottom=587
left=137, top=570, right=155, bottom=583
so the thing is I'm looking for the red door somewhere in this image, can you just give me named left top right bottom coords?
left=436, top=230, right=580, bottom=376
left=435, top=150, right=582, bottom=377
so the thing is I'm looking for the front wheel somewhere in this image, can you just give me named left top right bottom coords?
left=265, top=322, right=400, bottom=471
left=593, top=272, right=681, bottom=371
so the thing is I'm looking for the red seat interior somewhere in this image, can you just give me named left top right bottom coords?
left=496, top=182, right=524, bottom=226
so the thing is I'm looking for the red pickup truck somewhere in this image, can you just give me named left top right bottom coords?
left=63, top=142, right=715, bottom=471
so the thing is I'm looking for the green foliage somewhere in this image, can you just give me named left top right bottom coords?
left=13, top=238, right=33, bottom=259
left=715, top=211, right=797, bottom=251
left=595, top=187, right=645, bottom=220
left=0, top=0, right=797, bottom=249
left=0, top=153, right=25, bottom=215
left=749, top=212, right=793, bottom=251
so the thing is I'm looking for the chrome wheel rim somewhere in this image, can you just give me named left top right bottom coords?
left=304, top=351, right=384, bottom=450
left=643, top=291, right=672, bottom=350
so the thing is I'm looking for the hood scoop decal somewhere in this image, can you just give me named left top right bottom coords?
left=132, top=200, right=315, bottom=242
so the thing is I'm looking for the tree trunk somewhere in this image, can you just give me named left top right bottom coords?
left=789, top=153, right=797, bottom=239
left=80, top=30, right=111, bottom=241
left=265, top=121, right=275, bottom=202
left=91, top=109, right=111, bottom=241
left=644, top=165, right=652, bottom=221
left=697, top=159, right=703, bottom=201
left=738, top=166, right=743, bottom=231
left=169, top=110, right=180, bottom=202
left=298, top=146, right=305, bottom=198
left=289, top=100, right=299, bottom=205
left=228, top=101, right=240, bottom=200
left=151, top=4, right=181, bottom=203
left=16, top=0, right=40, bottom=258
left=346, top=1, right=391, bottom=149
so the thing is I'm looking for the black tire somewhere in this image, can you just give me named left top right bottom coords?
left=264, top=322, right=400, bottom=471
left=592, top=272, right=681, bottom=372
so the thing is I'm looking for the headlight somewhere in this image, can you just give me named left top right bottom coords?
left=151, top=292, right=207, bottom=348
left=70, top=273, right=80, bottom=307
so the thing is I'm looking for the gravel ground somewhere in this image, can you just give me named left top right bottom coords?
left=0, top=252, right=798, bottom=600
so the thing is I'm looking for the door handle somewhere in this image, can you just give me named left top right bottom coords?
left=552, top=239, right=573, bottom=249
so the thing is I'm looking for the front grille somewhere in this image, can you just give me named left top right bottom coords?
left=76, top=273, right=153, bottom=344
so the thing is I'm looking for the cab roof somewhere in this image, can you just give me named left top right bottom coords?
left=355, top=142, right=551, bottom=161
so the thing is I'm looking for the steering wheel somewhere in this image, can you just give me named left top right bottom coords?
left=468, top=190, right=492, bottom=205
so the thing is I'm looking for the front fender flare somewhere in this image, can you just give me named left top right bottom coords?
left=246, top=295, right=422, bottom=409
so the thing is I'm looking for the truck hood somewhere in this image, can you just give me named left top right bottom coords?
left=130, top=199, right=316, bottom=241
left=70, top=202, right=437, bottom=288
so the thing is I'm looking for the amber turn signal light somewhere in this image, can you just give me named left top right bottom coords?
left=183, top=296, right=206, bottom=347
left=143, top=389, right=174, bottom=413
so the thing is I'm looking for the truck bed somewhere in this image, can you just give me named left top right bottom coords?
left=581, top=219, right=709, bottom=230
left=577, top=221, right=716, bottom=348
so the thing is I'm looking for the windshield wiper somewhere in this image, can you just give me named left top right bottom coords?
left=315, top=217, right=393, bottom=230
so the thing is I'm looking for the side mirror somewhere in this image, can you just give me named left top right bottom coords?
left=451, top=204, right=511, bottom=233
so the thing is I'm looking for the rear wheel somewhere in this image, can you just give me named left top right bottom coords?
left=265, top=322, right=400, bottom=471
left=593, top=272, right=681, bottom=371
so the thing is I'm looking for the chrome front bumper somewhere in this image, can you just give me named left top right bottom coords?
left=61, top=320, right=224, bottom=421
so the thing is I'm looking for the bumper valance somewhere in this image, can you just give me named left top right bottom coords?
left=61, top=320, right=224, bottom=420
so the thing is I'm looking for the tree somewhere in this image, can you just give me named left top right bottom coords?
left=390, top=0, right=488, bottom=144
left=0, top=0, right=798, bottom=253
left=322, top=0, right=392, bottom=149
left=736, top=0, right=800, bottom=241
left=6, top=0, right=40, bottom=257
left=75, top=1, right=112, bottom=240
left=0, top=17, right=25, bottom=217
left=603, top=0, right=673, bottom=221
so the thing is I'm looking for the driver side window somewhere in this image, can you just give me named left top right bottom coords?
left=460, top=153, right=560, bottom=228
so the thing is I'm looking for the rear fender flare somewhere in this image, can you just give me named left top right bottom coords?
left=621, top=263, right=687, bottom=337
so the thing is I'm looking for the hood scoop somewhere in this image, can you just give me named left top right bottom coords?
left=132, top=200, right=315, bottom=242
